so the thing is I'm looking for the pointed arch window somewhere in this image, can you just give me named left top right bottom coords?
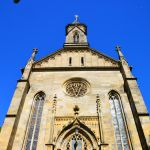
left=73, top=32, right=79, bottom=43
left=109, top=91, right=130, bottom=150
left=25, top=92, right=45, bottom=150
left=66, top=134, right=87, bottom=150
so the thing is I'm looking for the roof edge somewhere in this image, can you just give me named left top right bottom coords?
left=33, top=47, right=119, bottom=65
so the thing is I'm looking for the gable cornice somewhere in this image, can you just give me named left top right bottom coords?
left=33, top=47, right=119, bottom=66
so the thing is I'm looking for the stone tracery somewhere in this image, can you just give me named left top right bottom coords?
left=55, top=118, right=98, bottom=150
left=63, top=78, right=90, bottom=97
left=109, top=91, right=130, bottom=150
left=66, top=133, right=87, bottom=150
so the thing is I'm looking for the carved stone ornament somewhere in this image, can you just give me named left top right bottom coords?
left=63, top=78, right=90, bottom=97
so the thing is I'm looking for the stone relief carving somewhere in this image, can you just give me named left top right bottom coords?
left=54, top=116, right=99, bottom=148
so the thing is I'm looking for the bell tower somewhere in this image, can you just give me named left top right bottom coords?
left=64, top=15, right=89, bottom=48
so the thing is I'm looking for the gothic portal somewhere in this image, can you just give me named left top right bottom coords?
left=0, top=17, right=150, bottom=150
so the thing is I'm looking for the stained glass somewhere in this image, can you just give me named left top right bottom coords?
left=66, top=134, right=86, bottom=150
left=109, top=92, right=130, bottom=150
left=25, top=92, right=45, bottom=150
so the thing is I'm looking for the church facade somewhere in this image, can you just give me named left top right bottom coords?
left=0, top=18, right=150, bottom=150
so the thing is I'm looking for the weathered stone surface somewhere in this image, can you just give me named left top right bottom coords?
left=0, top=20, right=149, bottom=150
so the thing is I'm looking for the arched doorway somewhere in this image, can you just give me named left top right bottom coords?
left=55, top=119, right=98, bottom=150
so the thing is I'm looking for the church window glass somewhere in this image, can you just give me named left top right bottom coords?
left=25, top=92, right=45, bottom=150
left=66, top=134, right=87, bottom=150
left=109, top=91, right=130, bottom=150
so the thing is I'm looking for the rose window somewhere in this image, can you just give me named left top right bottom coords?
left=63, top=78, right=90, bottom=97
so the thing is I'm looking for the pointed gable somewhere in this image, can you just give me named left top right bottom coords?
left=33, top=48, right=119, bottom=68
left=33, top=17, right=119, bottom=69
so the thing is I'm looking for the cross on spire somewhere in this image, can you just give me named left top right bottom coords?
left=116, top=45, right=125, bottom=60
left=33, top=48, right=38, bottom=54
left=73, top=15, right=79, bottom=24
left=116, top=45, right=121, bottom=51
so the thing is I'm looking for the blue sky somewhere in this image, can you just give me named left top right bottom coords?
left=0, top=0, right=150, bottom=126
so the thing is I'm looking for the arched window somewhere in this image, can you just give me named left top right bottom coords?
left=25, top=92, right=45, bottom=150
left=66, top=134, right=87, bottom=150
left=109, top=91, right=130, bottom=150
left=73, top=32, right=79, bottom=43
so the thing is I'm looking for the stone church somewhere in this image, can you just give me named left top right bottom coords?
left=0, top=17, right=150, bottom=150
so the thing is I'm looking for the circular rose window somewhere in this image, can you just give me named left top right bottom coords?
left=63, top=78, right=90, bottom=97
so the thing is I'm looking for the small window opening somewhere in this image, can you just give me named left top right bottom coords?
left=73, top=32, right=79, bottom=43
left=69, top=57, right=72, bottom=66
left=81, top=57, right=84, bottom=66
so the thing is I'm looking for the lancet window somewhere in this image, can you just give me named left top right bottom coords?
left=109, top=91, right=130, bottom=150
left=73, top=32, right=79, bottom=43
left=25, top=92, right=45, bottom=150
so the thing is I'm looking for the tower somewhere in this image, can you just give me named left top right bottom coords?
left=0, top=17, right=150, bottom=150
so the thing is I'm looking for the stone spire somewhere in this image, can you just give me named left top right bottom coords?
left=73, top=105, right=79, bottom=116
left=116, top=46, right=133, bottom=78
left=116, top=46, right=124, bottom=60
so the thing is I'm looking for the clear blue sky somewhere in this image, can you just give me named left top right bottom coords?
left=0, top=0, right=150, bottom=126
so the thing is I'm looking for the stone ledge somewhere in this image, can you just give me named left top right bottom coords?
left=32, top=66, right=120, bottom=72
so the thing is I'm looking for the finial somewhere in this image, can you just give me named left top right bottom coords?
left=96, top=94, right=100, bottom=100
left=33, top=48, right=38, bottom=54
left=30, top=48, right=38, bottom=60
left=116, top=45, right=121, bottom=51
left=52, top=94, right=57, bottom=113
left=96, top=94, right=101, bottom=112
left=73, top=15, right=79, bottom=24
left=74, top=105, right=79, bottom=116
left=116, top=45, right=124, bottom=58
left=54, top=94, right=57, bottom=100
